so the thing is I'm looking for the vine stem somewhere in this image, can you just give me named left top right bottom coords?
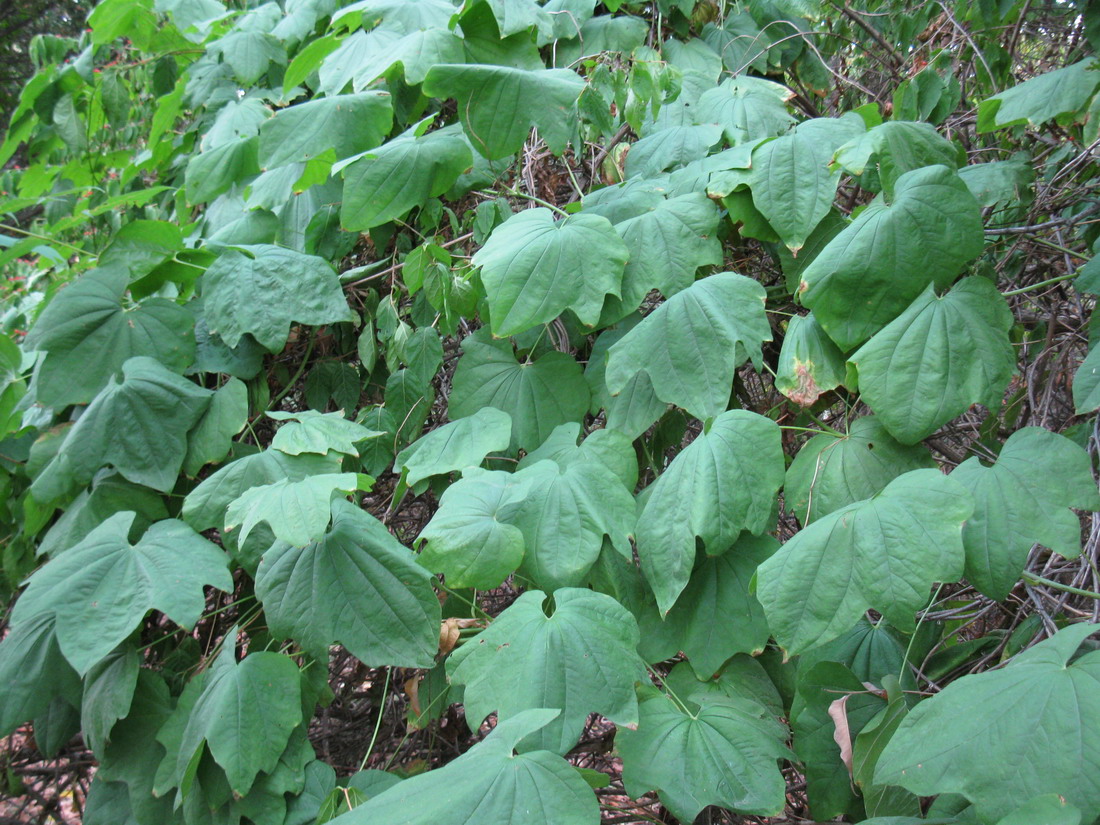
left=0, top=222, right=96, bottom=257
left=358, top=666, right=392, bottom=772
left=1022, top=571, right=1100, bottom=600
left=1001, top=271, right=1079, bottom=296
left=266, top=330, right=316, bottom=411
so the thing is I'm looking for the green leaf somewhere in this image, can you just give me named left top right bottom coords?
left=326, top=709, right=600, bottom=825
left=24, top=267, right=195, bottom=408
left=951, top=427, right=1100, bottom=600
left=184, top=136, right=260, bottom=205
left=96, top=670, right=175, bottom=824
left=224, top=472, right=364, bottom=547
left=448, top=330, right=590, bottom=453
left=996, top=795, right=1082, bottom=825
left=1073, top=343, right=1100, bottom=413
left=749, top=116, right=864, bottom=252
left=517, top=422, right=638, bottom=490
left=12, top=513, right=231, bottom=674
left=422, top=64, right=585, bottom=159
left=340, top=124, right=473, bottom=231
left=473, top=207, right=629, bottom=336
left=269, top=410, right=380, bottom=457
left=417, top=469, right=530, bottom=588
left=791, top=660, right=887, bottom=820
left=617, top=688, right=790, bottom=822
left=32, top=357, right=212, bottom=499
left=208, top=30, right=286, bottom=85
left=664, top=655, right=784, bottom=719
left=81, top=646, right=140, bottom=754
left=183, top=378, right=248, bottom=476
left=650, top=534, right=778, bottom=678
left=0, top=614, right=82, bottom=738
left=875, top=623, right=1100, bottom=822
left=585, top=319, right=667, bottom=439
left=395, top=407, right=512, bottom=486
left=799, top=164, right=983, bottom=350
left=774, top=312, right=846, bottom=406
left=605, top=272, right=770, bottom=421
left=176, top=646, right=303, bottom=796
left=327, top=27, right=465, bottom=90
left=332, top=0, right=457, bottom=37
left=756, top=469, right=971, bottom=655
left=832, top=120, right=960, bottom=194
left=635, top=410, right=783, bottom=614
left=694, top=74, right=794, bottom=145
left=980, top=59, right=1100, bottom=131
left=37, top=474, right=169, bottom=559
left=256, top=499, right=440, bottom=667
left=848, top=278, right=1016, bottom=444
left=258, top=92, right=392, bottom=169
left=447, top=588, right=645, bottom=754
left=202, top=244, right=356, bottom=352
left=510, top=458, right=636, bottom=590
left=592, top=191, right=723, bottom=319
left=785, top=416, right=936, bottom=526
left=625, top=124, right=724, bottom=179
left=183, top=449, right=342, bottom=531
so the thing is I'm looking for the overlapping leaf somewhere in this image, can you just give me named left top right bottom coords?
left=31, top=357, right=211, bottom=499
left=605, top=272, right=770, bottom=421
left=876, top=623, right=1100, bottom=822
left=848, top=278, right=1016, bottom=444
left=256, top=500, right=440, bottom=666
left=635, top=410, right=783, bottom=614
left=473, top=207, right=629, bottom=336
left=447, top=588, right=646, bottom=754
left=618, top=688, right=790, bottom=822
left=12, top=512, right=231, bottom=673
left=24, top=267, right=195, bottom=408
left=798, top=165, right=983, bottom=350
left=951, top=427, right=1100, bottom=599
left=448, top=330, right=590, bottom=452
left=201, top=244, right=355, bottom=352
left=785, top=416, right=936, bottom=525
left=422, top=64, right=584, bottom=159
left=327, top=710, right=600, bottom=825
left=756, top=469, right=972, bottom=654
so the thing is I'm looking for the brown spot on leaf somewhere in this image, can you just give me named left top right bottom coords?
left=787, top=360, right=821, bottom=407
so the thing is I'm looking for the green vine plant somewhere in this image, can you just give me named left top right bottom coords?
left=1, top=0, right=1100, bottom=824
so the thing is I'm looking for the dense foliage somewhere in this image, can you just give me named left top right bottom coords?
left=2, top=1, right=1100, bottom=824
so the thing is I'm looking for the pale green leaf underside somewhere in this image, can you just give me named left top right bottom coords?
left=225, top=472, right=362, bottom=547
left=396, top=407, right=513, bottom=486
